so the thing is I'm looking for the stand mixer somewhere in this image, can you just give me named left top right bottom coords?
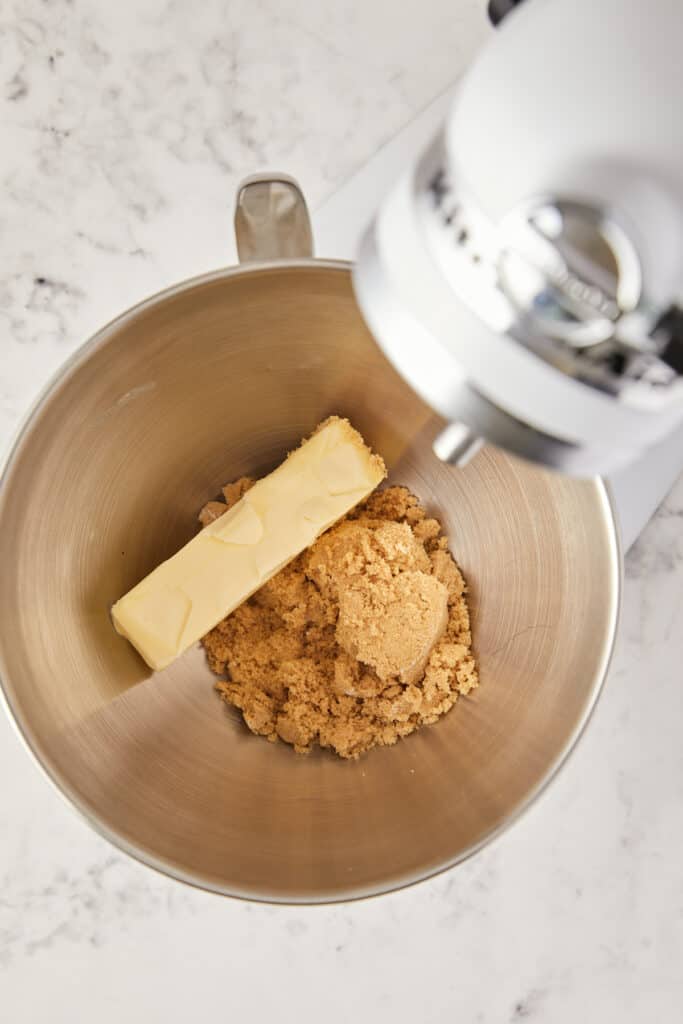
left=353, top=0, right=683, bottom=482
left=0, top=0, right=677, bottom=902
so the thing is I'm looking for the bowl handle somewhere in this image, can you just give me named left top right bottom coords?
left=234, top=174, right=314, bottom=263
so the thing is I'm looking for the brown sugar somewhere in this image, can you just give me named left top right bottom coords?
left=198, top=477, right=256, bottom=527
left=336, top=572, right=449, bottom=685
left=200, top=481, right=478, bottom=758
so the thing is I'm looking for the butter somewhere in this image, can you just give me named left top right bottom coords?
left=112, top=417, right=386, bottom=670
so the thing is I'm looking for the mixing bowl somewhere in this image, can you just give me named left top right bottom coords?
left=0, top=177, right=620, bottom=902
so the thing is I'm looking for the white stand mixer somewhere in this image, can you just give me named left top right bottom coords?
left=316, top=0, right=683, bottom=547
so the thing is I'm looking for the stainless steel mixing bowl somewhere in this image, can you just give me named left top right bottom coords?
left=0, top=178, right=620, bottom=902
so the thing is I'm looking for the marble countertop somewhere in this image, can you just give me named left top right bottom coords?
left=1, top=1, right=682, bottom=1021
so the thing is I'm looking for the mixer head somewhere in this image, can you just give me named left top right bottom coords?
left=353, top=0, right=683, bottom=476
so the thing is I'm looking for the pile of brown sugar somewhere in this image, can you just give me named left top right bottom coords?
left=200, top=482, right=478, bottom=759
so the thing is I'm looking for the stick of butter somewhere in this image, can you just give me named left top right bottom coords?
left=112, top=417, right=386, bottom=671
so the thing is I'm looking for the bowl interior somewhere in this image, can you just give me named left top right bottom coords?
left=0, top=264, right=619, bottom=901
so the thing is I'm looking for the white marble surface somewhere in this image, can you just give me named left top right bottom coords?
left=1, top=1, right=682, bottom=1021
